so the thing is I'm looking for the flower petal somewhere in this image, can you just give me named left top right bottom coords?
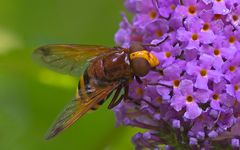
left=184, top=102, right=202, bottom=119
left=179, top=79, right=194, bottom=95
left=171, top=95, right=186, bottom=111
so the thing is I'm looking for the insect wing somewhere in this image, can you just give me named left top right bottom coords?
left=45, top=81, right=120, bottom=140
left=33, top=44, right=111, bottom=76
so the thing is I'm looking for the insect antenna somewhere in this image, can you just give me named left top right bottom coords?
left=143, top=82, right=173, bottom=89
left=142, top=35, right=169, bottom=47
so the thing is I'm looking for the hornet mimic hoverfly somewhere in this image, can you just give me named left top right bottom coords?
left=33, top=39, right=167, bottom=140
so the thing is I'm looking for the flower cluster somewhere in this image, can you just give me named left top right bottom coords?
left=114, top=0, right=240, bottom=149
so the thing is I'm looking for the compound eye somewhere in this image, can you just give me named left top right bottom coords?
left=131, top=58, right=151, bottom=77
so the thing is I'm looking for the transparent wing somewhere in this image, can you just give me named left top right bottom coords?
left=32, top=44, right=111, bottom=76
left=45, top=82, right=120, bottom=140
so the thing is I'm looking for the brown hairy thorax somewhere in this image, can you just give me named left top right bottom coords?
left=129, top=42, right=151, bottom=77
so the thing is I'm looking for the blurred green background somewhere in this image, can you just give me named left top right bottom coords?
left=0, top=0, right=140, bottom=149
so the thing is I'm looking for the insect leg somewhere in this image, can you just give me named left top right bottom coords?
left=124, top=85, right=129, bottom=100
left=182, top=17, right=187, bottom=30
left=180, top=0, right=184, bottom=5
left=135, top=76, right=143, bottom=84
left=110, top=94, right=124, bottom=109
left=108, top=86, right=123, bottom=109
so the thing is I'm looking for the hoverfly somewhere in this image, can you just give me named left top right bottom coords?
left=33, top=40, right=165, bottom=140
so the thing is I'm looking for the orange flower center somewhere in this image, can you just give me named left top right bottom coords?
left=229, top=66, right=236, bottom=72
left=233, top=15, right=239, bottom=21
left=155, top=30, right=163, bottom=37
left=188, top=6, right=196, bottom=15
left=229, top=36, right=236, bottom=44
left=234, top=85, right=239, bottom=91
left=186, top=95, right=193, bottom=102
left=149, top=10, right=157, bottom=19
left=214, top=14, right=222, bottom=20
left=200, top=69, right=207, bottom=76
left=170, top=4, right=176, bottom=10
left=156, top=96, right=162, bottom=103
left=214, top=48, right=220, bottom=56
left=165, top=51, right=171, bottom=58
left=202, top=23, right=210, bottom=31
left=192, top=33, right=198, bottom=40
left=213, top=94, right=219, bottom=100
left=136, top=87, right=143, bottom=95
left=173, top=80, right=180, bottom=87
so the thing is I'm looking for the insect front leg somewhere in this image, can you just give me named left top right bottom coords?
left=135, top=76, right=143, bottom=84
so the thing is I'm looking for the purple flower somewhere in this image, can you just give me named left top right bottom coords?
left=143, top=19, right=169, bottom=42
left=208, top=130, right=218, bottom=138
left=171, top=80, right=204, bottom=119
left=232, top=138, right=240, bottom=147
left=114, top=14, right=132, bottom=48
left=157, top=0, right=180, bottom=18
left=190, top=111, right=214, bottom=134
left=128, top=80, right=145, bottom=100
left=114, top=0, right=240, bottom=149
left=226, top=75, right=240, bottom=101
left=151, top=41, right=181, bottom=67
left=186, top=54, right=222, bottom=90
left=177, top=19, right=215, bottom=49
left=124, top=0, right=151, bottom=13
left=189, top=137, right=198, bottom=145
left=187, top=17, right=216, bottom=43
left=222, top=25, right=240, bottom=51
left=222, top=51, right=240, bottom=81
left=199, top=9, right=225, bottom=34
left=199, top=42, right=225, bottom=71
left=172, top=119, right=181, bottom=128
left=203, top=0, right=230, bottom=15
left=209, top=80, right=228, bottom=111
left=226, top=5, right=240, bottom=28
left=174, top=0, right=208, bottom=19
left=217, top=109, right=235, bottom=129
